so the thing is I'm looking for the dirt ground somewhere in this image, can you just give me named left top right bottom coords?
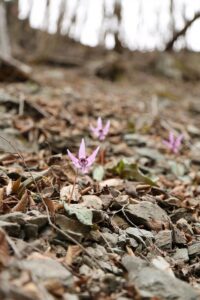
left=0, top=49, right=200, bottom=300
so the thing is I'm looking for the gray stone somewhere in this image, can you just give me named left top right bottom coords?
left=122, top=255, right=199, bottom=300
left=155, top=230, right=172, bottom=249
left=101, top=232, right=118, bottom=246
left=173, top=227, right=187, bottom=245
left=0, top=212, right=26, bottom=225
left=172, top=248, right=189, bottom=263
left=126, top=227, right=154, bottom=240
left=27, top=215, right=48, bottom=229
left=188, top=242, right=200, bottom=257
left=24, top=223, right=38, bottom=239
left=19, top=257, right=73, bottom=283
left=126, top=201, right=169, bottom=230
left=0, top=220, right=20, bottom=237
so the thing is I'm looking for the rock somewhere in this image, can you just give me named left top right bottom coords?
left=0, top=212, right=26, bottom=225
left=24, top=223, right=38, bottom=239
left=173, top=227, right=187, bottom=245
left=126, top=227, right=154, bottom=240
left=101, top=232, right=118, bottom=246
left=82, top=195, right=103, bottom=210
left=27, top=215, right=48, bottom=229
left=188, top=242, right=200, bottom=257
left=172, top=248, right=189, bottom=263
left=122, top=255, right=199, bottom=300
left=18, top=257, right=73, bottom=284
left=0, top=220, right=20, bottom=237
left=125, top=201, right=169, bottom=230
left=177, top=218, right=193, bottom=235
left=155, top=230, right=172, bottom=249
left=55, top=214, right=90, bottom=242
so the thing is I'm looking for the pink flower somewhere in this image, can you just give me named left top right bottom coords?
left=67, top=138, right=99, bottom=173
left=90, top=117, right=110, bottom=141
left=163, top=131, right=183, bottom=154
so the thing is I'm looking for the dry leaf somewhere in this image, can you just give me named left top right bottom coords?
left=65, top=245, right=82, bottom=266
left=11, top=190, right=29, bottom=212
left=43, top=198, right=55, bottom=216
left=0, top=229, right=10, bottom=266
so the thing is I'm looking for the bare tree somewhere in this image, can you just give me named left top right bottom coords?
left=0, top=0, right=11, bottom=57
left=166, top=11, right=200, bottom=51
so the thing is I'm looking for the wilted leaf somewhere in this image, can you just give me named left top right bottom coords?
left=11, top=190, right=29, bottom=212
left=92, top=165, right=105, bottom=181
left=63, top=203, right=93, bottom=226
left=65, top=245, right=82, bottom=266
left=111, top=159, right=156, bottom=186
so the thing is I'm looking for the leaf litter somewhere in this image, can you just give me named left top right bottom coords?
left=0, top=51, right=200, bottom=299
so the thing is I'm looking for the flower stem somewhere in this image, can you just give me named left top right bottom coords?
left=68, top=169, right=78, bottom=204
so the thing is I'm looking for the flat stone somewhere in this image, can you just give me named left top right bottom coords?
left=188, top=242, right=200, bottom=257
left=0, top=212, right=26, bottom=225
left=126, top=201, right=169, bottom=230
left=19, top=257, right=73, bottom=283
left=122, top=255, right=199, bottom=300
left=126, top=227, right=154, bottom=240
left=27, top=213, right=48, bottom=229
left=0, top=220, right=20, bottom=237
left=155, top=230, right=172, bottom=249
left=172, top=248, right=189, bottom=263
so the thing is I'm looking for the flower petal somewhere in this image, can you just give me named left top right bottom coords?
left=103, top=120, right=110, bottom=136
left=87, top=146, right=100, bottom=167
left=79, top=138, right=86, bottom=159
left=174, top=134, right=183, bottom=150
left=163, top=140, right=173, bottom=149
left=67, top=150, right=80, bottom=168
left=97, top=117, right=103, bottom=130
left=90, top=124, right=99, bottom=137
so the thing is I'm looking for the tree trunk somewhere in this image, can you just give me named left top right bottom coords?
left=0, top=0, right=11, bottom=58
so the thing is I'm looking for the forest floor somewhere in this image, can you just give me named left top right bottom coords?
left=0, top=49, right=200, bottom=300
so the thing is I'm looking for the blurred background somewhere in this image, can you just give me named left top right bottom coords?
left=1, top=0, right=200, bottom=83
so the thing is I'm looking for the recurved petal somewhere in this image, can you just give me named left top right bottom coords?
left=97, top=117, right=103, bottom=130
left=103, top=120, right=110, bottom=136
left=67, top=150, right=80, bottom=168
left=79, top=138, right=86, bottom=159
left=87, top=146, right=100, bottom=167
left=174, top=134, right=183, bottom=149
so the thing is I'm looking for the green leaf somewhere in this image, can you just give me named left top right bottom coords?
left=63, top=203, right=93, bottom=226
left=111, top=159, right=156, bottom=186
left=92, top=165, right=105, bottom=181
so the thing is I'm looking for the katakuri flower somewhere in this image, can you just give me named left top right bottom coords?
left=163, top=131, right=183, bottom=154
left=90, top=117, right=110, bottom=141
left=67, top=138, right=99, bottom=173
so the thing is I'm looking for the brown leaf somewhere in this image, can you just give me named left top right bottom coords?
left=11, top=190, right=29, bottom=212
left=65, top=245, right=82, bottom=266
left=43, top=198, right=55, bottom=216
left=0, top=229, right=10, bottom=266
left=6, top=177, right=21, bottom=196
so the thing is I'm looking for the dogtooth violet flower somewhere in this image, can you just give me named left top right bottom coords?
left=90, top=117, right=110, bottom=141
left=67, top=138, right=99, bottom=173
left=163, top=131, right=183, bottom=154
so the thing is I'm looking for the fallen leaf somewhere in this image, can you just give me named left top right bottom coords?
left=65, top=245, right=82, bottom=266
